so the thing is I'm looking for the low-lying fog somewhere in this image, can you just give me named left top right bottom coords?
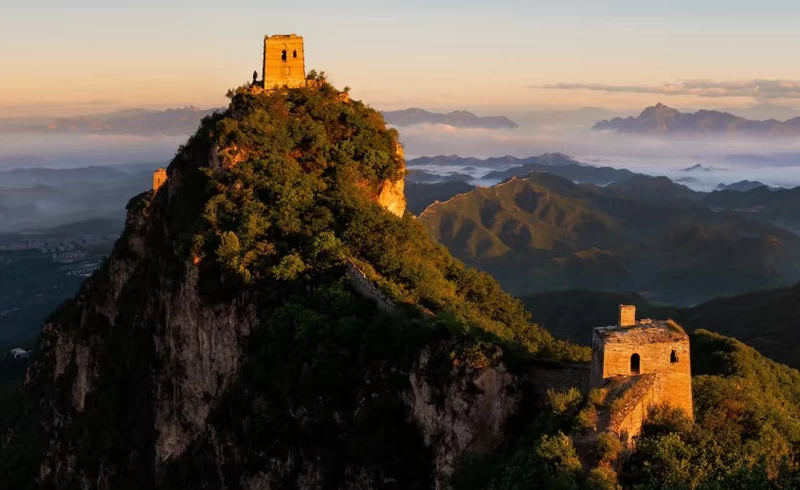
left=397, top=123, right=800, bottom=191
left=2, top=124, right=800, bottom=233
left=0, top=133, right=183, bottom=233
left=0, top=133, right=185, bottom=169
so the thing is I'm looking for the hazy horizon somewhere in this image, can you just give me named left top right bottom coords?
left=5, top=1, right=800, bottom=118
left=4, top=101, right=800, bottom=124
left=4, top=0, right=800, bottom=225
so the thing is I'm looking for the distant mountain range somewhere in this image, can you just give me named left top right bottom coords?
left=406, top=153, right=800, bottom=241
left=405, top=169, right=474, bottom=184
left=482, top=159, right=640, bottom=186
left=34, top=107, right=220, bottom=136
left=406, top=153, right=645, bottom=187
left=0, top=163, right=156, bottom=232
left=682, top=164, right=718, bottom=172
left=705, top=185, right=800, bottom=232
left=381, top=108, right=518, bottom=129
left=593, top=103, right=800, bottom=135
left=15, top=106, right=519, bottom=136
left=408, top=153, right=574, bottom=168
left=419, top=172, right=800, bottom=305
left=715, top=180, right=778, bottom=192
left=405, top=181, right=476, bottom=215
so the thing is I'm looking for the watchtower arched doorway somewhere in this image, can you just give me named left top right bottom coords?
left=630, top=353, right=641, bottom=374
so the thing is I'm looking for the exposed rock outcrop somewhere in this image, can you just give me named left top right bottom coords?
left=376, top=140, right=407, bottom=218
left=24, top=184, right=261, bottom=487
left=408, top=346, right=520, bottom=489
left=376, top=177, right=406, bottom=218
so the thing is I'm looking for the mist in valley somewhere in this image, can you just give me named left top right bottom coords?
left=3, top=120, right=800, bottom=234
left=397, top=121, right=800, bottom=191
left=0, top=132, right=184, bottom=234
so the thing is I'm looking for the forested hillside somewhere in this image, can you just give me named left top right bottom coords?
left=420, top=173, right=800, bottom=305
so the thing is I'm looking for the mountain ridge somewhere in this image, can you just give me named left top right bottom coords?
left=593, top=102, right=800, bottom=135
left=420, top=172, right=800, bottom=305
left=382, top=108, right=518, bottom=129
left=35, top=106, right=222, bottom=136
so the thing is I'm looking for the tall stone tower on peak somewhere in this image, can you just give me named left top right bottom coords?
left=263, top=34, right=306, bottom=89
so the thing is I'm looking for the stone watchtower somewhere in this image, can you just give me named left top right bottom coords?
left=590, top=305, right=693, bottom=419
left=263, top=34, right=306, bottom=89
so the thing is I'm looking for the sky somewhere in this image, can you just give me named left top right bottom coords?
left=3, top=0, right=800, bottom=117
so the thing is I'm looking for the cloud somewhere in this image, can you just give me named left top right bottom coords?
left=534, top=80, right=800, bottom=100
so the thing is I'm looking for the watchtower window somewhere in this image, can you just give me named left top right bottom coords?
left=281, top=50, right=287, bottom=61
left=630, top=353, right=641, bottom=374
left=293, top=50, right=297, bottom=58
left=670, top=350, right=678, bottom=363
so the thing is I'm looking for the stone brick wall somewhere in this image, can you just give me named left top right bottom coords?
left=264, top=35, right=306, bottom=89
left=600, top=338, right=693, bottom=417
left=608, top=374, right=663, bottom=444
left=526, top=360, right=590, bottom=399
left=590, top=332, right=605, bottom=389
left=619, top=305, right=636, bottom=327
left=345, top=259, right=396, bottom=313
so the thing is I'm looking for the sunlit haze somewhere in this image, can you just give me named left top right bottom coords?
left=4, top=0, right=800, bottom=117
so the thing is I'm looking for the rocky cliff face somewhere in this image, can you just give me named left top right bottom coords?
left=376, top=177, right=406, bottom=218
left=11, top=153, right=494, bottom=489
left=22, top=170, right=262, bottom=487
left=408, top=346, right=520, bottom=490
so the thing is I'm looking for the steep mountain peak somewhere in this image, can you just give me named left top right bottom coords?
left=2, top=74, right=587, bottom=488
left=648, top=102, right=678, bottom=114
left=537, top=152, right=576, bottom=165
left=638, top=103, right=680, bottom=124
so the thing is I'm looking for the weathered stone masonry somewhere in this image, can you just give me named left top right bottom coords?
left=590, top=305, right=693, bottom=442
left=263, top=34, right=306, bottom=89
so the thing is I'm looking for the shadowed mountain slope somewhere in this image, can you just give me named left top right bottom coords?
left=704, top=185, right=800, bottom=233
left=405, top=181, right=476, bottom=215
left=420, top=173, right=800, bottom=305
